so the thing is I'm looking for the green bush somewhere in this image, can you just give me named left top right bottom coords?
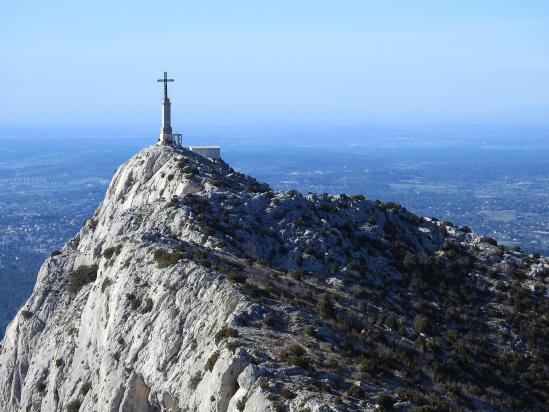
left=376, top=393, right=394, bottom=410
left=68, top=265, right=98, bottom=295
left=102, top=246, right=117, bottom=259
left=284, top=344, right=309, bottom=369
left=345, top=384, right=364, bottom=398
left=101, top=277, right=113, bottom=293
left=413, top=315, right=429, bottom=335
left=189, top=371, right=203, bottom=390
left=205, top=350, right=220, bottom=372
left=140, top=297, right=153, bottom=314
left=236, top=393, right=248, bottom=411
left=21, top=310, right=33, bottom=319
left=65, top=400, right=81, bottom=412
left=293, top=254, right=304, bottom=266
left=315, top=294, right=335, bottom=320
left=480, top=236, right=497, bottom=246
left=281, top=387, right=297, bottom=399
left=403, top=252, right=418, bottom=271
left=79, top=381, right=92, bottom=396
left=257, top=377, right=269, bottom=390
left=214, top=325, right=238, bottom=344
left=126, top=293, right=141, bottom=310
left=153, top=249, right=184, bottom=268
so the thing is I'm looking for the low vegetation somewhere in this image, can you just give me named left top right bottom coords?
left=68, top=264, right=98, bottom=295
left=153, top=249, right=184, bottom=268
left=214, top=325, right=238, bottom=345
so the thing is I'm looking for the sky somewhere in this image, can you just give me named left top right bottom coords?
left=1, top=0, right=549, bottom=137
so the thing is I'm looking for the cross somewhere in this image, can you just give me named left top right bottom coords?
left=157, top=71, right=174, bottom=99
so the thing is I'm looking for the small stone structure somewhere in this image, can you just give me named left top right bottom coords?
left=189, top=146, right=221, bottom=160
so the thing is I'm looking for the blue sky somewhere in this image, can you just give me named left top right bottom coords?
left=1, top=0, right=549, bottom=134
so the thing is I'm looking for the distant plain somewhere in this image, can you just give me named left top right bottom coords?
left=1, top=126, right=548, bottom=336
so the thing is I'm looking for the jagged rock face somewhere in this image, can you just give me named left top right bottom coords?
left=0, top=145, right=547, bottom=412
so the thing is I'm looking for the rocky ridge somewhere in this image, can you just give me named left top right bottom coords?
left=0, top=144, right=547, bottom=411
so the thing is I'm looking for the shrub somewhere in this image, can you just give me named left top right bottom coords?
left=65, top=400, right=81, bottom=412
left=281, top=387, right=297, bottom=399
left=205, top=350, right=220, bottom=372
left=153, top=249, right=184, bottom=268
left=285, top=344, right=309, bottom=369
left=21, top=310, right=33, bottom=319
left=376, top=393, right=394, bottom=410
left=214, top=325, right=238, bottom=345
left=189, top=371, right=203, bottom=390
left=79, top=381, right=92, bottom=396
left=403, top=252, right=418, bottom=271
left=87, top=218, right=98, bottom=230
left=359, top=356, right=382, bottom=374
left=126, top=293, right=141, bottom=310
left=480, top=236, right=497, bottom=246
left=413, top=315, right=429, bottom=335
left=293, top=254, right=304, bottom=266
left=55, top=358, right=63, bottom=367
left=345, top=384, right=364, bottom=398
left=225, top=340, right=241, bottom=353
left=50, top=250, right=62, bottom=257
left=257, top=377, right=269, bottom=390
left=459, top=226, right=472, bottom=233
left=36, top=382, right=46, bottom=392
left=117, top=336, right=125, bottom=345
left=101, top=277, right=113, bottom=293
left=68, top=265, right=98, bottom=295
left=102, top=246, right=117, bottom=259
left=385, top=317, right=398, bottom=331
left=305, top=325, right=317, bottom=337
left=236, top=394, right=249, bottom=411
left=182, top=165, right=198, bottom=174
left=140, top=297, right=153, bottom=314
left=210, top=178, right=225, bottom=187
left=315, top=294, right=335, bottom=320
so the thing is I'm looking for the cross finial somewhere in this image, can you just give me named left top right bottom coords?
left=157, top=71, right=174, bottom=99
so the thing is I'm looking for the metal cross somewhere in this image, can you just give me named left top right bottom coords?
left=157, top=72, right=174, bottom=99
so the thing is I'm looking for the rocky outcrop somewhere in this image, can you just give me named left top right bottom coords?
left=0, top=145, right=547, bottom=411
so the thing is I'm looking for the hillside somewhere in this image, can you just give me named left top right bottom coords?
left=0, top=144, right=547, bottom=411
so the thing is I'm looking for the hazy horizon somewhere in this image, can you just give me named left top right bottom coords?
left=2, top=1, right=549, bottom=134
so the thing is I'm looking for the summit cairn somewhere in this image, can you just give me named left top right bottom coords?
left=156, top=71, right=221, bottom=160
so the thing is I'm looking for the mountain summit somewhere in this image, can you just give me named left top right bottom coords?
left=0, top=145, right=547, bottom=411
